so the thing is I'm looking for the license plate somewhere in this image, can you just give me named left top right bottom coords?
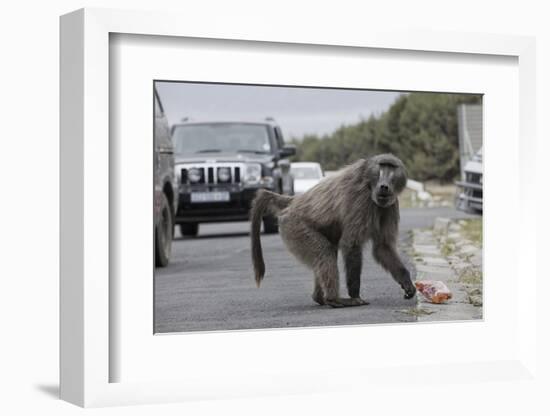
left=190, top=191, right=230, bottom=203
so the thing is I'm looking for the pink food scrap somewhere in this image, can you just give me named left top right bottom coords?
left=415, top=280, right=452, bottom=304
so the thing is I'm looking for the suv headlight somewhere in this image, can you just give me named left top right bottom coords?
left=244, top=163, right=261, bottom=185
left=188, top=167, right=202, bottom=183
left=217, top=167, right=231, bottom=183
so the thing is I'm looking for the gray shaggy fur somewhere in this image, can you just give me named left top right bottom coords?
left=250, top=190, right=293, bottom=287
left=250, top=154, right=416, bottom=307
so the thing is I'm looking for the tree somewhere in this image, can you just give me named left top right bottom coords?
left=290, top=92, right=481, bottom=182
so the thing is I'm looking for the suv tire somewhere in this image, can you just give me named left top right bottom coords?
left=180, top=223, right=199, bottom=237
left=155, top=193, right=173, bottom=267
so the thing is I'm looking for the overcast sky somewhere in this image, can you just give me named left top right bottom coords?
left=155, top=82, right=402, bottom=139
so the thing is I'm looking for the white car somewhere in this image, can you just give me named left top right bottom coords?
left=290, top=162, right=324, bottom=195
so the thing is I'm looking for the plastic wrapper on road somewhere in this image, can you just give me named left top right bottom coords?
left=415, top=280, right=452, bottom=304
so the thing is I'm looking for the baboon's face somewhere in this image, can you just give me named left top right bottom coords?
left=367, top=155, right=407, bottom=208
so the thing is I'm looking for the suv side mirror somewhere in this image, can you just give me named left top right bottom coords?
left=279, top=145, right=296, bottom=158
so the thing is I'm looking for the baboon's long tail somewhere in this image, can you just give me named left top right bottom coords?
left=251, top=189, right=293, bottom=287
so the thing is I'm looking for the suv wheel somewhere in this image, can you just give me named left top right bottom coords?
left=263, top=215, right=279, bottom=234
left=180, top=223, right=199, bottom=237
left=155, top=193, right=173, bottom=267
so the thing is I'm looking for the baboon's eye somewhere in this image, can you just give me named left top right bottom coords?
left=378, top=165, right=395, bottom=182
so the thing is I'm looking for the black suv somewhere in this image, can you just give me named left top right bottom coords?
left=172, top=119, right=296, bottom=237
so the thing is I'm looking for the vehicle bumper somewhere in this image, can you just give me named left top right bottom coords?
left=455, top=181, right=483, bottom=211
left=456, top=194, right=483, bottom=211
left=175, top=187, right=261, bottom=223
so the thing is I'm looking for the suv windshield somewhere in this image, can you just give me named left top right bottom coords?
left=172, top=123, right=272, bottom=155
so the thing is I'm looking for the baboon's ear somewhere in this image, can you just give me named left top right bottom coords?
left=363, top=159, right=374, bottom=188
left=365, top=156, right=377, bottom=171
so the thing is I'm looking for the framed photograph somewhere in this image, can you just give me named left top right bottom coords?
left=60, top=8, right=538, bottom=408
left=152, top=80, right=484, bottom=334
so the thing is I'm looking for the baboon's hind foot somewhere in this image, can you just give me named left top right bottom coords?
left=325, top=297, right=369, bottom=308
left=312, top=292, right=326, bottom=306
left=349, top=297, right=369, bottom=306
left=312, top=283, right=326, bottom=305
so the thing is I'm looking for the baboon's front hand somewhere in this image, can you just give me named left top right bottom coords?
left=403, top=285, right=416, bottom=299
left=399, top=268, right=416, bottom=299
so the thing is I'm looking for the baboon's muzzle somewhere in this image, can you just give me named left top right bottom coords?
left=375, top=194, right=395, bottom=207
left=374, top=167, right=396, bottom=207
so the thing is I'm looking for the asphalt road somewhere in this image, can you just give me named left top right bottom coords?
left=154, top=207, right=477, bottom=333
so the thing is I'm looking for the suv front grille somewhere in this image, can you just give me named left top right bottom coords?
left=181, top=164, right=242, bottom=185
left=465, top=171, right=482, bottom=185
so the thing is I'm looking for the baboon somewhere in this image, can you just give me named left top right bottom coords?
left=250, top=154, right=416, bottom=308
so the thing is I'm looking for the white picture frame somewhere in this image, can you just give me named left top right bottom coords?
left=60, top=8, right=539, bottom=408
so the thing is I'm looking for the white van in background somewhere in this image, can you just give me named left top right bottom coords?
left=290, top=162, right=324, bottom=195
left=455, top=148, right=483, bottom=212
